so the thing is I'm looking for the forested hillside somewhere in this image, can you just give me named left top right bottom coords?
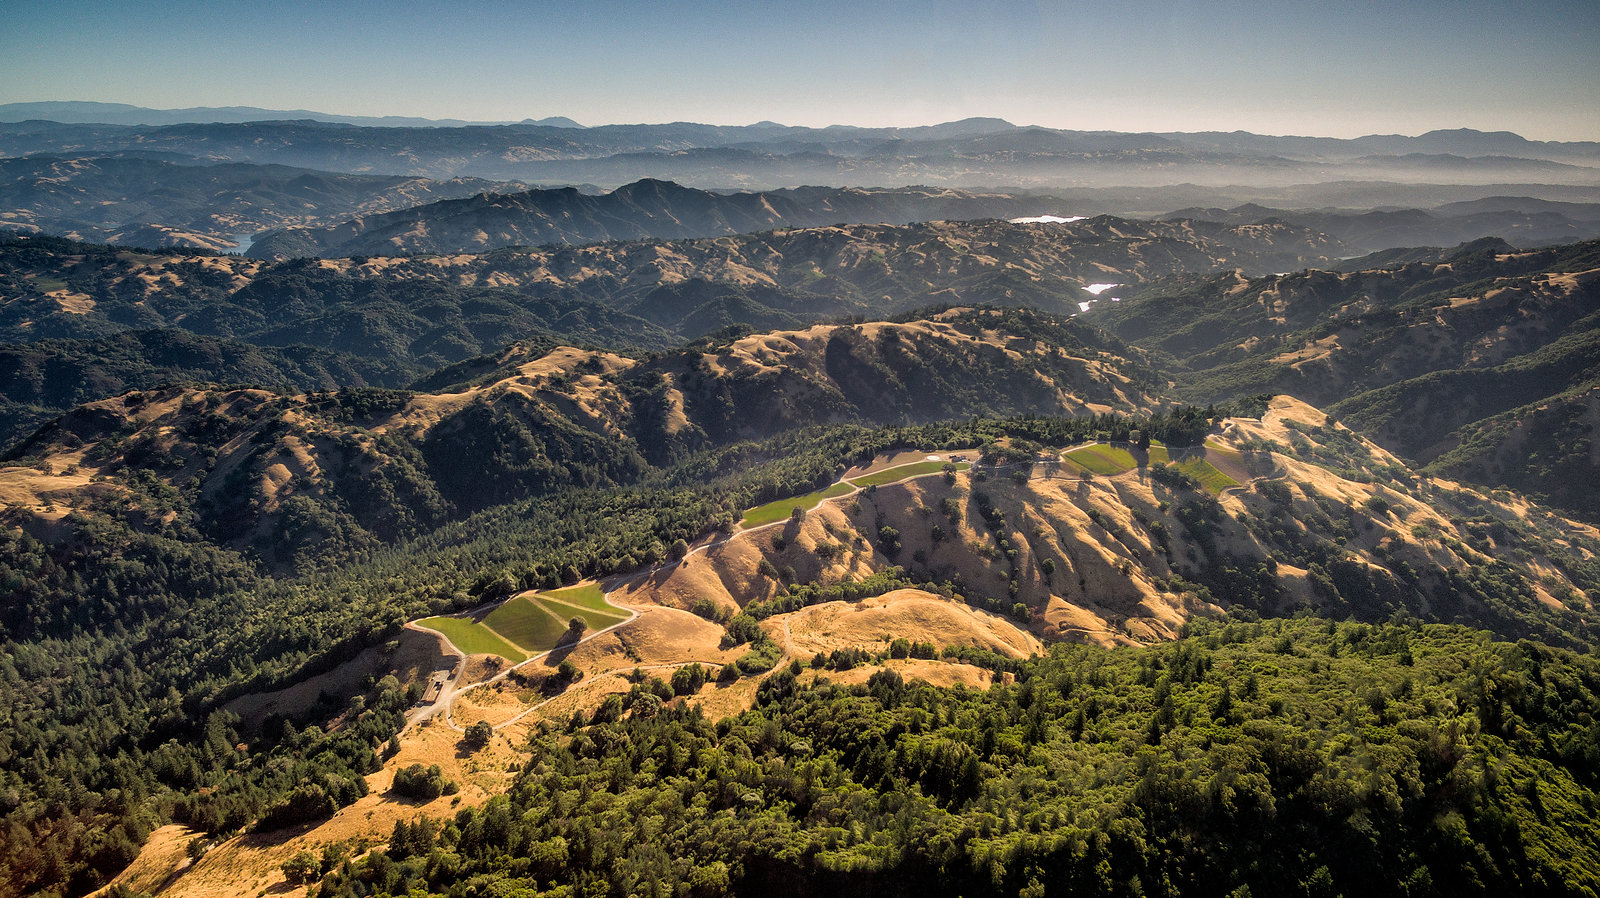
left=318, top=618, right=1600, bottom=898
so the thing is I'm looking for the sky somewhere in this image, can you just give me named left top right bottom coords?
left=1, top=0, right=1597, bottom=140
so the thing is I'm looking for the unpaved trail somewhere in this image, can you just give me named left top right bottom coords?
left=494, top=655, right=730, bottom=731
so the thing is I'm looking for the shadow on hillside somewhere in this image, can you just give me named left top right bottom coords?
left=233, top=818, right=324, bottom=848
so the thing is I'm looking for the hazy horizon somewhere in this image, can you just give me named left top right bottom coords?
left=4, top=99, right=1596, bottom=144
left=2, top=0, right=1596, bottom=142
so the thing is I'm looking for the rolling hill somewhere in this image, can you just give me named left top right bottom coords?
left=0, top=218, right=1335, bottom=446
left=1093, top=237, right=1600, bottom=518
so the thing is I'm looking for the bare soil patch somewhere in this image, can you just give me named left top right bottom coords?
left=776, top=588, right=1041, bottom=659
left=809, top=659, right=993, bottom=690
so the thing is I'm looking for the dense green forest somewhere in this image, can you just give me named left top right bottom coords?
left=317, top=618, right=1600, bottom=897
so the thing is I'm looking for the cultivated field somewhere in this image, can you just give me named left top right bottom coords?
left=850, top=460, right=969, bottom=488
left=1061, top=442, right=1241, bottom=494
left=740, top=481, right=853, bottom=527
left=419, top=584, right=629, bottom=662
left=544, top=582, right=623, bottom=613
left=1176, top=457, right=1239, bottom=493
left=415, top=614, right=527, bottom=662
left=483, top=597, right=569, bottom=650
left=741, top=459, right=971, bottom=528
left=1063, top=443, right=1139, bottom=475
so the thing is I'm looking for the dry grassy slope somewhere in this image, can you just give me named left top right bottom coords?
left=610, top=443, right=1207, bottom=647
left=1224, top=398, right=1598, bottom=619
left=0, top=383, right=437, bottom=562
left=1259, top=266, right=1600, bottom=404
left=655, top=312, right=1161, bottom=440
left=615, top=395, right=1596, bottom=649
left=388, top=309, right=1163, bottom=458
left=101, top=715, right=529, bottom=898
left=1, top=312, right=1165, bottom=559
left=773, top=588, right=1043, bottom=658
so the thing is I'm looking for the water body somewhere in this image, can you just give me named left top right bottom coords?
left=230, top=233, right=256, bottom=255
left=1009, top=215, right=1087, bottom=224
left=1077, top=283, right=1122, bottom=314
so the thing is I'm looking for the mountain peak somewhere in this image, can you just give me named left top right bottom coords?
left=611, top=177, right=699, bottom=196
left=522, top=116, right=585, bottom=129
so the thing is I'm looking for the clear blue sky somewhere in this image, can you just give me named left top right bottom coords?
left=2, top=0, right=1596, bottom=140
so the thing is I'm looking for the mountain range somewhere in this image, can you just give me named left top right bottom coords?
left=3, top=111, right=1597, bottom=188
left=5, top=151, right=1598, bottom=257
left=0, top=215, right=1330, bottom=442
left=4, top=103, right=1600, bottom=898
left=0, top=100, right=585, bottom=129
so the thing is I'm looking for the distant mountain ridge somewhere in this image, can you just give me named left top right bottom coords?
left=0, top=154, right=529, bottom=249
left=2, top=109, right=1595, bottom=188
left=0, top=100, right=585, bottom=129
left=1162, top=200, right=1600, bottom=253
left=245, top=179, right=1063, bottom=258
left=5, top=103, right=1593, bottom=157
left=8, top=153, right=1599, bottom=256
left=252, top=180, right=1600, bottom=259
